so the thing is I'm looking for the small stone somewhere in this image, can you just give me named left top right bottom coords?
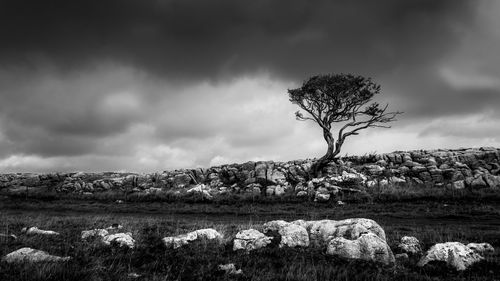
left=398, top=236, right=422, bottom=255
left=102, top=232, right=135, bottom=249
left=218, top=263, right=242, bottom=275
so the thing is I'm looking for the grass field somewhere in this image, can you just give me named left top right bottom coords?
left=1, top=197, right=500, bottom=281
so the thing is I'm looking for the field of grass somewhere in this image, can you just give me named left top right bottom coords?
left=1, top=197, right=500, bottom=281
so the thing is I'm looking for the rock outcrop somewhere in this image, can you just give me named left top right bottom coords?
left=1, top=147, right=499, bottom=200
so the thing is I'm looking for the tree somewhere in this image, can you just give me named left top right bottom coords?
left=288, top=73, right=402, bottom=176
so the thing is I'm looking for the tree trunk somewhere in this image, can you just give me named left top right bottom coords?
left=311, top=129, right=339, bottom=177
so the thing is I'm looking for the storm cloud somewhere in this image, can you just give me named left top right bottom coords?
left=0, top=0, right=499, bottom=172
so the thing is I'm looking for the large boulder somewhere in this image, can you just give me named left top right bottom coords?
left=102, top=232, right=135, bottom=249
left=326, top=233, right=395, bottom=265
left=263, top=220, right=309, bottom=248
left=162, top=228, right=223, bottom=249
left=308, top=218, right=387, bottom=247
left=2, top=247, right=70, bottom=263
left=233, top=229, right=272, bottom=251
left=398, top=236, right=422, bottom=255
left=417, top=242, right=486, bottom=271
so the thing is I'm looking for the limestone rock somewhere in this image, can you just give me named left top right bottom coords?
left=102, top=232, right=135, bottom=249
left=326, top=233, right=395, bottom=265
left=81, top=229, right=109, bottom=240
left=398, top=236, right=422, bottom=255
left=314, top=192, right=330, bottom=202
left=218, top=263, right=242, bottom=275
left=466, top=243, right=495, bottom=255
left=417, top=242, right=485, bottom=271
left=162, top=228, right=223, bottom=249
left=233, top=229, right=272, bottom=251
left=309, top=218, right=387, bottom=247
left=452, top=180, right=465, bottom=190
left=3, top=247, right=70, bottom=263
left=263, top=220, right=309, bottom=248
left=22, top=227, right=60, bottom=236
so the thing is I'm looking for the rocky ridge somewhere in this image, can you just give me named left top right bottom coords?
left=1, top=147, right=499, bottom=200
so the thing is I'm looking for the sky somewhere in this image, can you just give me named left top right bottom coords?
left=0, top=0, right=499, bottom=173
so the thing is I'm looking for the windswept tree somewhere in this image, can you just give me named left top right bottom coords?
left=288, top=74, right=402, bottom=176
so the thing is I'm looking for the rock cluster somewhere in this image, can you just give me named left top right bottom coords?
left=81, top=225, right=135, bottom=249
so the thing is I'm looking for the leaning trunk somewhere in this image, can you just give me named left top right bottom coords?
left=311, top=129, right=338, bottom=177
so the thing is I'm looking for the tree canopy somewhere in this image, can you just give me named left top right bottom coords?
left=288, top=73, right=402, bottom=175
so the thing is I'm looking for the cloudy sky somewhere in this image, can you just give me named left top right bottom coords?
left=1, top=0, right=499, bottom=173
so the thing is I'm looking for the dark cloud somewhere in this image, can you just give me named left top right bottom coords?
left=0, top=0, right=474, bottom=81
left=1, top=0, right=499, bottom=172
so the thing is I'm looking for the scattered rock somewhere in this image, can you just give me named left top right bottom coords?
left=233, top=229, right=272, bottom=251
left=127, top=272, right=141, bottom=279
left=418, top=242, right=485, bottom=271
left=218, top=263, right=243, bottom=275
left=102, top=232, right=135, bottom=249
left=163, top=228, right=223, bottom=249
left=263, top=220, right=309, bottom=248
left=398, top=236, right=422, bottom=255
left=326, top=233, right=395, bottom=265
left=81, top=229, right=109, bottom=240
left=22, top=227, right=60, bottom=236
left=314, top=192, right=330, bottom=202
left=2, top=247, right=71, bottom=263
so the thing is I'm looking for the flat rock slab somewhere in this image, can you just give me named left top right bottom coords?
left=3, top=247, right=70, bottom=263
left=22, top=227, right=60, bottom=236
left=163, top=228, right=223, bottom=249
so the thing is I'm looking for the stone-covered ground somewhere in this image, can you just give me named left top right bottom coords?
left=1, top=200, right=500, bottom=281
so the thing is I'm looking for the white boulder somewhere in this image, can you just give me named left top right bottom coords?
left=81, top=229, right=109, bottom=240
left=162, top=228, right=223, bottom=249
left=326, top=233, right=395, bottom=265
left=2, top=247, right=70, bottom=263
left=233, top=229, right=272, bottom=251
left=398, top=236, right=422, bottom=255
left=308, top=218, right=387, bottom=247
left=263, top=220, right=309, bottom=248
left=417, top=242, right=485, bottom=271
left=102, top=232, right=135, bottom=249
